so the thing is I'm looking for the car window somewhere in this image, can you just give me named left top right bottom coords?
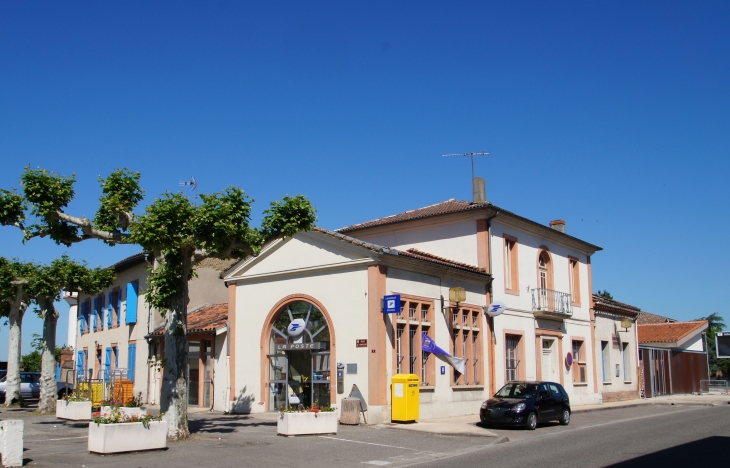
left=21, top=373, right=33, bottom=383
left=31, top=374, right=41, bottom=384
left=538, top=384, right=551, bottom=400
left=495, top=383, right=538, bottom=399
left=0, top=375, right=6, bottom=382
left=549, top=383, right=561, bottom=397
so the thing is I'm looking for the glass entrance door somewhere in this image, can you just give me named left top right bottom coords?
left=188, top=341, right=200, bottom=406
left=288, top=351, right=312, bottom=408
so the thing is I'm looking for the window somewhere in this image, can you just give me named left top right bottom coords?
left=601, top=341, right=610, bottom=382
left=451, top=306, right=482, bottom=386
left=505, top=335, right=521, bottom=382
left=128, top=343, right=136, bottom=382
left=569, top=258, right=581, bottom=306
left=394, top=297, right=434, bottom=386
left=536, top=250, right=553, bottom=310
left=85, top=299, right=91, bottom=333
left=572, top=340, right=587, bottom=383
left=622, top=343, right=629, bottom=382
left=504, top=236, right=519, bottom=294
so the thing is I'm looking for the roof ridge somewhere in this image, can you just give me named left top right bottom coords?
left=639, top=320, right=707, bottom=326
left=335, top=199, right=477, bottom=232
left=405, top=247, right=482, bottom=270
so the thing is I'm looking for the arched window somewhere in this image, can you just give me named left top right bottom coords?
left=267, top=300, right=331, bottom=410
left=536, top=249, right=554, bottom=311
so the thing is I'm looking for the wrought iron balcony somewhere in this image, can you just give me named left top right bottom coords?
left=531, top=288, right=573, bottom=319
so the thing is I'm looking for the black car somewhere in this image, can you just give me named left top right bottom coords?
left=480, top=381, right=571, bottom=430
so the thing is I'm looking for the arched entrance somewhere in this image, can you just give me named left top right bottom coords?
left=264, top=298, right=333, bottom=411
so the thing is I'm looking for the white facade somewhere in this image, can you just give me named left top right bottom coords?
left=341, top=201, right=603, bottom=405
left=225, top=229, right=493, bottom=423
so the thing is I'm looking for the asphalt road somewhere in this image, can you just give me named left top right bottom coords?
left=3, top=404, right=728, bottom=467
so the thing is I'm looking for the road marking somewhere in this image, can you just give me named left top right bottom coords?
left=319, top=436, right=423, bottom=451
left=363, top=461, right=392, bottom=466
left=27, top=436, right=87, bottom=441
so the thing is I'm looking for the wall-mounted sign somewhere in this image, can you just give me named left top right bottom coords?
left=275, top=342, right=325, bottom=351
left=356, top=339, right=368, bottom=348
left=716, top=332, right=730, bottom=359
left=485, top=301, right=506, bottom=317
left=383, top=294, right=401, bottom=314
left=287, top=318, right=306, bottom=337
left=440, top=366, right=446, bottom=375
left=565, top=352, right=573, bottom=367
left=449, top=287, right=466, bottom=303
left=620, top=318, right=632, bottom=329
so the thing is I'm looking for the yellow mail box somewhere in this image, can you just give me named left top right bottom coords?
left=391, top=374, right=420, bottom=422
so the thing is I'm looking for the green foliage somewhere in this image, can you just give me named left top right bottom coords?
left=21, top=350, right=42, bottom=372
left=20, top=167, right=79, bottom=245
left=260, top=195, right=317, bottom=241
left=30, top=333, right=67, bottom=361
left=0, top=189, right=26, bottom=227
left=694, top=312, right=729, bottom=376
left=596, top=290, right=613, bottom=300
left=191, top=187, right=255, bottom=256
left=145, top=249, right=195, bottom=310
left=94, top=168, right=144, bottom=236
left=131, top=192, right=196, bottom=252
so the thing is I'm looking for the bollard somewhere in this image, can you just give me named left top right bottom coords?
left=0, top=419, right=24, bottom=467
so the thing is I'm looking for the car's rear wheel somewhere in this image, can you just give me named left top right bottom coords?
left=559, top=409, right=570, bottom=425
left=525, top=412, right=537, bottom=430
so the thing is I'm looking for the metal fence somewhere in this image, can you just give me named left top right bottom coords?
left=59, top=368, right=135, bottom=407
left=699, top=380, right=729, bottom=394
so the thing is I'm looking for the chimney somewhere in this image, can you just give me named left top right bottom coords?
left=549, top=219, right=566, bottom=233
left=472, top=177, right=486, bottom=203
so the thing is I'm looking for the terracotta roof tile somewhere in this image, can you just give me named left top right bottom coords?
left=593, top=294, right=641, bottom=317
left=400, top=248, right=486, bottom=275
left=638, top=321, right=708, bottom=344
left=151, top=303, right=228, bottom=336
left=637, top=311, right=678, bottom=324
left=337, top=199, right=486, bottom=232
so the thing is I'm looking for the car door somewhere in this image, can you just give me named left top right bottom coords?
left=548, top=383, right=566, bottom=414
left=20, top=373, right=33, bottom=399
left=31, top=373, right=41, bottom=398
left=535, top=384, right=555, bottom=421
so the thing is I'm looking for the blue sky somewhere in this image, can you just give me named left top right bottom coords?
left=1, top=1, right=728, bottom=359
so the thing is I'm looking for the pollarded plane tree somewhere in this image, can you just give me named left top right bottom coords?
left=0, top=258, right=33, bottom=406
left=0, top=168, right=316, bottom=438
left=0, top=256, right=114, bottom=411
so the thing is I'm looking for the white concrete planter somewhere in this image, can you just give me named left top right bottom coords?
left=100, top=406, right=148, bottom=418
left=277, top=411, right=338, bottom=436
left=56, top=400, right=92, bottom=420
left=88, top=420, right=167, bottom=454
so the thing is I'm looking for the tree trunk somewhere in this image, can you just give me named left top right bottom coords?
left=4, top=288, right=26, bottom=407
left=160, top=255, right=191, bottom=440
left=38, top=298, right=59, bottom=414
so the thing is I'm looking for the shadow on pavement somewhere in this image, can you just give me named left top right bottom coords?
left=607, top=436, right=730, bottom=467
left=188, top=415, right=276, bottom=434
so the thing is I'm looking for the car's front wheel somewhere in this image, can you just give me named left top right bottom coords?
left=525, top=412, right=537, bottom=430
left=559, top=409, right=570, bottom=425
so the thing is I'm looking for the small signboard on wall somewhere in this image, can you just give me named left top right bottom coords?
left=383, top=294, right=401, bottom=314
left=356, top=339, right=367, bottom=348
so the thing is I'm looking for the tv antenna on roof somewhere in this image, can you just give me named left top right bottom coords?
left=442, top=152, right=489, bottom=180
left=179, top=176, right=199, bottom=206
left=442, top=152, right=490, bottom=203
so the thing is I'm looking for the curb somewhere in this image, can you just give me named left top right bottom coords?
left=572, top=401, right=728, bottom=414
left=382, top=424, right=501, bottom=439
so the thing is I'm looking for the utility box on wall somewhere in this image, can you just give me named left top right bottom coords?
left=391, top=374, right=420, bottom=422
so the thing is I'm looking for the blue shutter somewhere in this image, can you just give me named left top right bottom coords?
left=93, top=297, right=98, bottom=331
left=56, top=363, right=61, bottom=381
left=79, top=302, right=86, bottom=334
left=128, top=344, right=136, bottom=382
left=125, top=282, right=138, bottom=324
left=99, top=295, right=105, bottom=330
left=77, top=351, right=84, bottom=378
left=116, top=290, right=122, bottom=327
left=107, top=292, right=113, bottom=329
left=104, top=347, right=112, bottom=382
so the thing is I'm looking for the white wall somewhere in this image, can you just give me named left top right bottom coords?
left=679, top=333, right=705, bottom=352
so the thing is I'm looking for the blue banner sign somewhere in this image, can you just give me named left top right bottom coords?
left=383, top=294, right=401, bottom=314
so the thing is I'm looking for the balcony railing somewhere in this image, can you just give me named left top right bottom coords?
left=531, top=288, right=573, bottom=318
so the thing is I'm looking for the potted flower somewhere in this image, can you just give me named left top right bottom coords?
left=88, top=407, right=167, bottom=454
left=56, top=394, right=92, bottom=421
left=277, top=404, right=338, bottom=436
left=100, top=392, right=147, bottom=418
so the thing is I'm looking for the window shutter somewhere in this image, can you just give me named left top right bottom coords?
left=79, top=302, right=86, bottom=334
left=128, top=344, right=136, bottom=382
left=77, top=351, right=84, bottom=378
left=99, top=295, right=105, bottom=330
left=107, top=292, right=113, bottom=329
left=116, top=290, right=122, bottom=327
left=104, top=348, right=112, bottom=382
left=93, top=297, right=98, bottom=331
left=125, top=282, right=138, bottom=325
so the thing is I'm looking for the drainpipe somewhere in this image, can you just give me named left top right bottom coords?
left=703, top=332, right=711, bottom=390
left=485, top=209, right=500, bottom=396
